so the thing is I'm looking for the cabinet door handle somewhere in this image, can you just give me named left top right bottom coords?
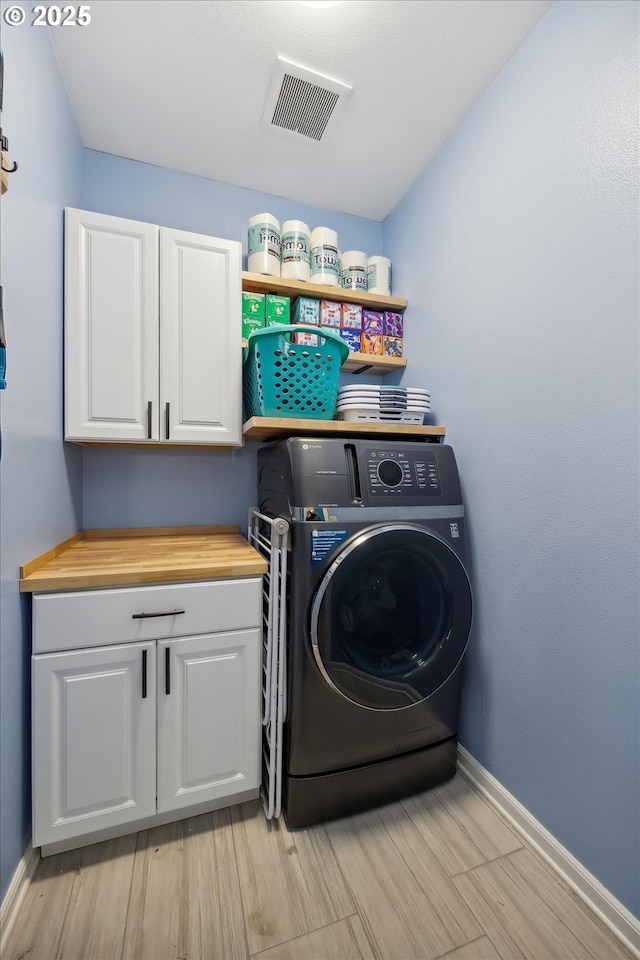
left=131, top=609, right=186, bottom=619
left=165, top=402, right=170, bottom=440
left=165, top=647, right=171, bottom=695
left=147, top=401, right=152, bottom=440
left=142, top=649, right=148, bottom=699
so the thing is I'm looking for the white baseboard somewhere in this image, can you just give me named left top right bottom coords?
left=0, top=844, right=39, bottom=954
left=457, top=745, right=640, bottom=959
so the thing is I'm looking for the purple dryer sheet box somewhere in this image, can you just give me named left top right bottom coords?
left=362, top=310, right=384, bottom=334
left=383, top=311, right=404, bottom=337
left=340, top=329, right=362, bottom=352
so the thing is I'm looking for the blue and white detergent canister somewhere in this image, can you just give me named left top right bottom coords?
left=310, top=226, right=340, bottom=287
left=341, top=250, right=368, bottom=292
left=248, top=212, right=281, bottom=277
left=281, top=220, right=311, bottom=281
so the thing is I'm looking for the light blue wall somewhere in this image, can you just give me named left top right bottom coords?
left=84, top=150, right=383, bottom=268
left=0, top=22, right=84, bottom=899
left=81, top=152, right=383, bottom=530
left=385, top=0, right=639, bottom=916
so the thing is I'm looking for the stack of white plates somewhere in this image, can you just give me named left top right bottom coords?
left=335, top=385, right=431, bottom=423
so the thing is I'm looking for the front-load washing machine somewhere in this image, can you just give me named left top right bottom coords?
left=257, top=437, right=473, bottom=828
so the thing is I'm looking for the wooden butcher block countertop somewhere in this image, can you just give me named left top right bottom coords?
left=19, top=525, right=268, bottom=593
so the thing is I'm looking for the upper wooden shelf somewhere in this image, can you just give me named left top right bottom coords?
left=242, top=271, right=407, bottom=311
left=242, top=417, right=445, bottom=443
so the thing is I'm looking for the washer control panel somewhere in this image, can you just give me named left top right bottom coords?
left=366, top=447, right=441, bottom=497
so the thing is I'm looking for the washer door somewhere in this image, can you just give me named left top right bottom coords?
left=310, top=523, right=472, bottom=710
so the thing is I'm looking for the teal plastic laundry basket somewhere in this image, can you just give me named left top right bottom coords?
left=243, top=324, right=349, bottom=419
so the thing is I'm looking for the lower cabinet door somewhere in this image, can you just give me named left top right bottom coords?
left=157, top=630, right=260, bottom=814
left=32, top=642, right=157, bottom=847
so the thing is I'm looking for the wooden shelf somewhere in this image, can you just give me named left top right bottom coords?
left=242, top=271, right=407, bottom=312
left=242, top=417, right=445, bottom=443
left=342, top=352, right=406, bottom=374
left=242, top=271, right=408, bottom=378
left=242, top=341, right=406, bottom=375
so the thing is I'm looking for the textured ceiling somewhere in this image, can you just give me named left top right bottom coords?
left=49, top=0, right=553, bottom=220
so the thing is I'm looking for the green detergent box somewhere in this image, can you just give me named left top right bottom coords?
left=265, top=294, right=291, bottom=327
left=242, top=292, right=265, bottom=338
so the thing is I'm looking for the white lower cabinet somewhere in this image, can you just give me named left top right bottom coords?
left=32, top=579, right=261, bottom=849
left=157, top=632, right=261, bottom=813
left=32, top=642, right=157, bottom=847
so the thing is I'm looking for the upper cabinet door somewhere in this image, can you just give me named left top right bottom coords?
left=65, top=208, right=160, bottom=441
left=160, top=229, right=242, bottom=445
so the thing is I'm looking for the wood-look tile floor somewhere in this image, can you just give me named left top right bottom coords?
left=3, top=773, right=634, bottom=960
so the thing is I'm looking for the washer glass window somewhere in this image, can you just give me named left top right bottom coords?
left=312, top=526, right=472, bottom=709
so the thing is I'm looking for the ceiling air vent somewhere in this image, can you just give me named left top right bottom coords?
left=263, top=56, right=352, bottom=142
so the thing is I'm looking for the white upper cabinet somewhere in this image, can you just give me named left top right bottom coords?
left=160, top=229, right=242, bottom=444
left=65, top=209, right=242, bottom=446
left=65, top=209, right=160, bottom=441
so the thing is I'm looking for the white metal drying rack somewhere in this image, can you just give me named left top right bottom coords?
left=248, top=508, right=290, bottom=820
